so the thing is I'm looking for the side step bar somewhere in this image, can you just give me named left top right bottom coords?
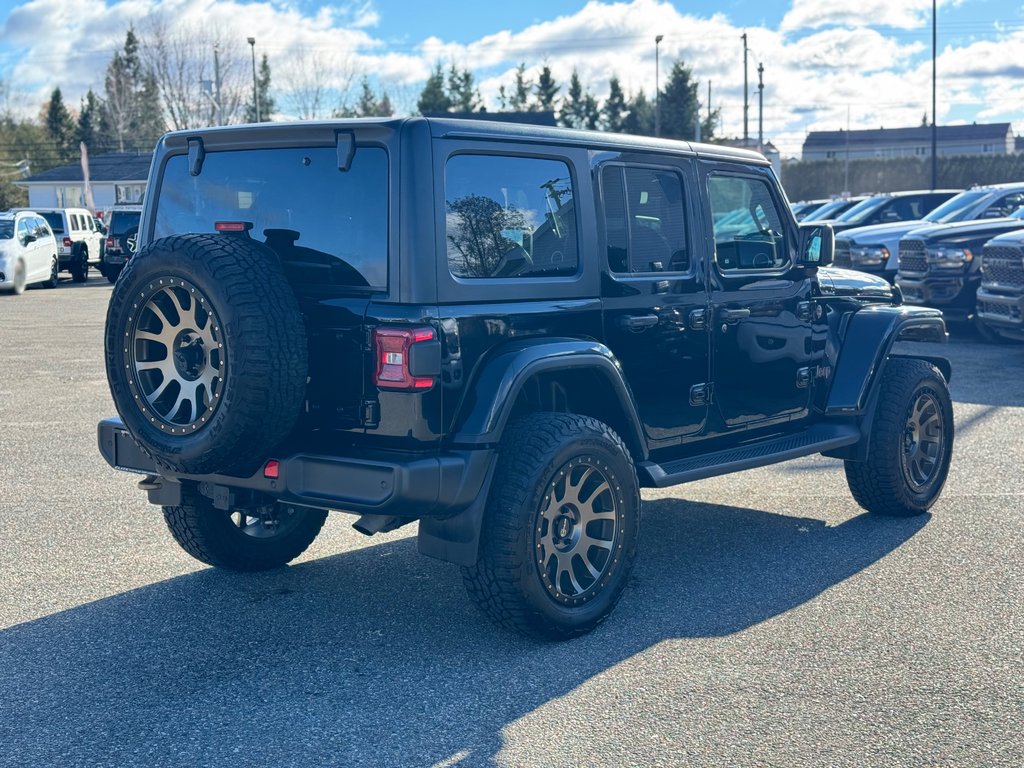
left=638, top=423, right=860, bottom=488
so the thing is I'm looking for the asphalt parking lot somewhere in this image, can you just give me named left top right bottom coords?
left=0, top=274, right=1021, bottom=767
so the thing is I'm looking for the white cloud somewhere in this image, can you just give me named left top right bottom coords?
left=0, top=0, right=1017, bottom=157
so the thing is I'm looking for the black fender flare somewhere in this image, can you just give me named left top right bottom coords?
left=823, top=305, right=951, bottom=461
left=450, top=337, right=647, bottom=460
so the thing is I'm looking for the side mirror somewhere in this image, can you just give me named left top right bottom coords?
left=797, top=223, right=833, bottom=267
left=21, top=233, right=35, bottom=246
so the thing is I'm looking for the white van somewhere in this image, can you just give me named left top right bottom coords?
left=0, top=210, right=59, bottom=294
left=18, top=207, right=104, bottom=283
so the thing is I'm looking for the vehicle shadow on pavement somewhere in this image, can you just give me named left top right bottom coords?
left=0, top=500, right=926, bottom=767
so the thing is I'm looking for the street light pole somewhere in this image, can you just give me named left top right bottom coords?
left=757, top=62, right=764, bottom=151
left=247, top=37, right=259, bottom=122
left=742, top=32, right=749, bottom=143
left=931, top=0, right=938, bottom=188
left=655, top=34, right=663, bottom=138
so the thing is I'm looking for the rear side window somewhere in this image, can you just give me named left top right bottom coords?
left=602, top=165, right=689, bottom=273
left=445, top=154, right=578, bottom=279
left=154, top=146, right=389, bottom=290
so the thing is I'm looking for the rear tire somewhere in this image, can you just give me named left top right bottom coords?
left=462, top=413, right=640, bottom=639
left=163, top=488, right=327, bottom=571
left=845, top=358, right=953, bottom=516
left=105, top=266, right=121, bottom=284
left=41, top=256, right=59, bottom=288
left=70, top=248, right=89, bottom=283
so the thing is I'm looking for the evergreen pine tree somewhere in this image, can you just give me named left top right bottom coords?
left=447, top=65, right=479, bottom=113
left=602, top=76, right=627, bottom=132
left=244, top=53, right=276, bottom=123
left=533, top=65, right=559, bottom=113
left=510, top=63, right=531, bottom=112
left=45, top=87, right=76, bottom=164
left=417, top=63, right=452, bottom=114
left=659, top=60, right=708, bottom=141
left=77, top=90, right=100, bottom=151
left=623, top=89, right=654, bottom=136
left=559, top=69, right=597, bottom=129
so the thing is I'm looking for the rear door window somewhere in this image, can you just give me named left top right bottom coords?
left=602, top=165, right=689, bottom=274
left=154, top=146, right=389, bottom=290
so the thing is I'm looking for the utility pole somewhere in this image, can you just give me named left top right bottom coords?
left=757, top=62, right=764, bottom=151
left=213, top=45, right=223, bottom=125
left=655, top=34, right=663, bottom=138
left=742, top=32, right=749, bottom=143
left=707, top=80, right=712, bottom=124
left=931, top=0, right=938, bottom=188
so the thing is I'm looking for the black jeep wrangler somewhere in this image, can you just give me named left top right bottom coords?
left=99, top=118, right=954, bottom=639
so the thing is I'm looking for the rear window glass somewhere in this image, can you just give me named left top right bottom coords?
left=445, top=154, right=578, bottom=279
left=41, top=212, right=64, bottom=233
left=0, top=221, right=12, bottom=238
left=109, top=211, right=141, bottom=237
left=154, top=146, right=388, bottom=290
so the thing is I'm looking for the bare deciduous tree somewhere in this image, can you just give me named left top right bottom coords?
left=279, top=49, right=359, bottom=120
left=139, top=19, right=250, bottom=129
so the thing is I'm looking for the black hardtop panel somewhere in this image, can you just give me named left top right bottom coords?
left=156, top=119, right=407, bottom=153
left=425, top=117, right=768, bottom=165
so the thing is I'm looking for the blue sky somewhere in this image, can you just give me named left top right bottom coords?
left=1, top=0, right=1023, bottom=156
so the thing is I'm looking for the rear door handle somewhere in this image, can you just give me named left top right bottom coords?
left=619, top=314, right=659, bottom=331
left=719, top=308, right=751, bottom=323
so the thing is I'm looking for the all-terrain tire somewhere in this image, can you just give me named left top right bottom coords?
left=845, top=358, right=953, bottom=516
left=462, top=413, right=640, bottom=640
left=164, top=487, right=327, bottom=571
left=105, top=234, right=308, bottom=475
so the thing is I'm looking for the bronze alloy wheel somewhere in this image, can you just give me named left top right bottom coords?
left=901, top=390, right=945, bottom=490
left=534, top=456, right=624, bottom=606
left=127, top=277, right=226, bottom=434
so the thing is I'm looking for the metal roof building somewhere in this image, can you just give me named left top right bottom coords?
left=802, top=123, right=1014, bottom=162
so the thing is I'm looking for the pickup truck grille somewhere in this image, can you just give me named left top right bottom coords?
left=981, top=245, right=1024, bottom=289
left=899, top=239, right=928, bottom=275
left=833, top=239, right=852, bottom=268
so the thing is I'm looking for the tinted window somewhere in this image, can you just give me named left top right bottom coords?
left=0, top=221, right=12, bottom=239
left=110, top=211, right=141, bottom=237
left=41, top=212, right=64, bottom=233
left=155, top=146, right=388, bottom=289
left=983, top=191, right=1024, bottom=218
left=445, top=154, right=577, bottom=279
left=709, top=175, right=787, bottom=271
left=924, top=190, right=987, bottom=222
left=836, top=196, right=890, bottom=224
left=602, top=165, right=689, bottom=273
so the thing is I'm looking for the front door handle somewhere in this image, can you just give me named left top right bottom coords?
left=619, top=314, right=659, bottom=331
left=719, top=308, right=751, bottom=323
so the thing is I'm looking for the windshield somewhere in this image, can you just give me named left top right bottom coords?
left=836, top=196, right=890, bottom=224
left=40, top=212, right=64, bottom=233
left=805, top=198, right=855, bottom=221
left=923, top=190, right=989, bottom=223
left=0, top=221, right=12, bottom=239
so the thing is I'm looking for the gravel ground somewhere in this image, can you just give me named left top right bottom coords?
left=0, top=275, right=1021, bottom=767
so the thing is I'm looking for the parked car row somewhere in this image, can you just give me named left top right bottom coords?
left=795, top=185, right=1024, bottom=343
left=0, top=210, right=59, bottom=294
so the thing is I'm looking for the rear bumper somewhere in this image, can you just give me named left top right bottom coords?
left=97, top=417, right=494, bottom=519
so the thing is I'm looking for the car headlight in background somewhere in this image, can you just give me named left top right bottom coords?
left=851, top=245, right=889, bottom=266
left=926, top=245, right=973, bottom=269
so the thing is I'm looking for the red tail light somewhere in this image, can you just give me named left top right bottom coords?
left=373, top=326, right=436, bottom=390
left=214, top=221, right=253, bottom=233
left=62, top=237, right=72, bottom=248
left=106, top=237, right=115, bottom=248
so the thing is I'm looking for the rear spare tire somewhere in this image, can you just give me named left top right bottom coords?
left=105, top=234, right=308, bottom=474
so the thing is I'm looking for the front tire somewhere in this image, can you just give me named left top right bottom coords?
left=5, top=259, right=26, bottom=295
left=163, top=488, right=327, bottom=571
left=845, top=358, right=954, bottom=516
left=462, top=413, right=640, bottom=639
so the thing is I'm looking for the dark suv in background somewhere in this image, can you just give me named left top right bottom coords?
left=98, top=204, right=142, bottom=283
left=97, top=119, right=953, bottom=639
left=834, top=184, right=1024, bottom=281
left=810, top=190, right=959, bottom=235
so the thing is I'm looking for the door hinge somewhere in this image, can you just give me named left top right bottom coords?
left=796, top=301, right=813, bottom=321
left=361, top=400, right=380, bottom=427
left=689, top=382, right=713, bottom=406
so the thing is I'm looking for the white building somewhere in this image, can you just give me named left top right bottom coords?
left=802, top=123, right=1014, bottom=162
left=16, top=152, right=152, bottom=211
